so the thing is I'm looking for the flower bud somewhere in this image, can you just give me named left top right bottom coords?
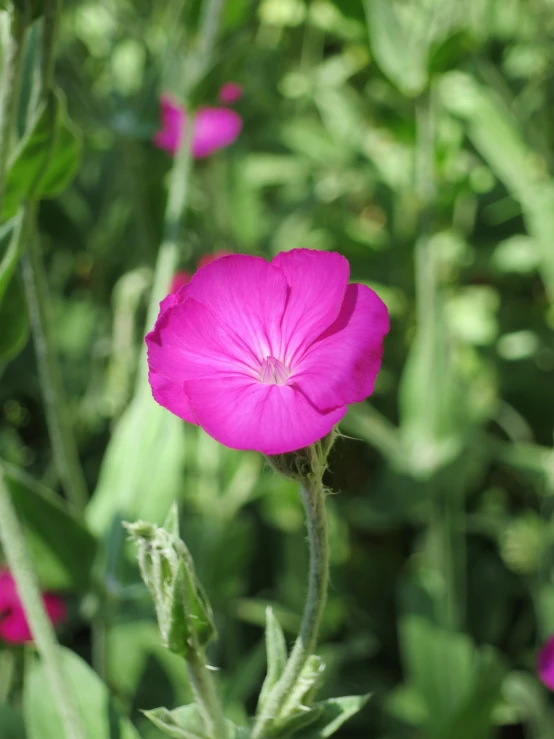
left=125, top=507, right=216, bottom=658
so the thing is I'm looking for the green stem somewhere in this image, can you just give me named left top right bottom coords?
left=186, top=650, right=228, bottom=739
left=0, top=9, right=26, bottom=217
left=41, top=0, right=61, bottom=94
left=252, top=478, right=329, bottom=739
left=21, top=219, right=88, bottom=511
left=0, top=464, right=86, bottom=739
left=134, top=121, right=194, bottom=393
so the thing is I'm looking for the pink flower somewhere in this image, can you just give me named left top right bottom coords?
left=538, top=636, right=554, bottom=690
left=0, top=568, right=66, bottom=644
left=219, top=82, right=243, bottom=104
left=153, top=94, right=242, bottom=158
left=147, top=249, right=389, bottom=455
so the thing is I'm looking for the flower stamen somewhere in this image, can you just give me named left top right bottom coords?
left=259, top=356, right=291, bottom=385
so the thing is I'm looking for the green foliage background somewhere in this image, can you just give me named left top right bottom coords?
left=1, top=0, right=554, bottom=737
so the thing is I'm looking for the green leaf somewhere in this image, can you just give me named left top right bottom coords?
left=0, top=215, right=23, bottom=307
left=301, top=694, right=370, bottom=738
left=144, top=705, right=245, bottom=739
left=440, top=71, right=554, bottom=301
left=86, top=392, right=186, bottom=535
left=257, top=607, right=288, bottom=713
left=24, top=648, right=141, bottom=739
left=2, top=462, right=97, bottom=591
left=167, top=559, right=217, bottom=657
left=279, top=656, right=325, bottom=719
left=399, top=616, right=505, bottom=737
left=143, top=706, right=204, bottom=739
left=364, top=0, right=428, bottom=96
left=0, top=703, right=26, bottom=739
left=0, top=272, right=29, bottom=361
left=2, top=89, right=81, bottom=222
left=272, top=705, right=324, bottom=738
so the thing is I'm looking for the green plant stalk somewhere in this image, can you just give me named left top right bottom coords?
left=0, top=464, right=86, bottom=739
left=186, top=649, right=228, bottom=739
left=0, top=9, right=27, bottom=216
left=22, top=222, right=88, bottom=511
left=252, top=478, right=329, bottom=739
left=42, top=0, right=62, bottom=94
left=415, top=89, right=464, bottom=632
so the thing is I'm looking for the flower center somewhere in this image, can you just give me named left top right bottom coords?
left=259, top=356, right=291, bottom=385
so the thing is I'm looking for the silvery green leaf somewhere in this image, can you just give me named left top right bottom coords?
left=279, top=655, right=325, bottom=719
left=301, top=694, right=371, bottom=738
left=257, top=607, right=288, bottom=713
left=143, top=705, right=204, bottom=739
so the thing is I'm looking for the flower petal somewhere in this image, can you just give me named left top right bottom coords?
left=184, top=374, right=346, bottom=454
left=149, top=370, right=198, bottom=425
left=192, top=108, right=242, bottom=158
left=272, top=249, right=350, bottom=365
left=146, top=297, right=257, bottom=383
left=538, top=636, right=554, bottom=691
left=0, top=607, right=32, bottom=643
left=185, top=255, right=289, bottom=363
left=153, top=94, right=185, bottom=155
left=292, top=283, right=389, bottom=410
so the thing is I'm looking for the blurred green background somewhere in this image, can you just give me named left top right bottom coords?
left=2, top=0, right=554, bottom=737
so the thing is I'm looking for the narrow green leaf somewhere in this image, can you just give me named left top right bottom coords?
left=302, top=694, right=371, bottom=738
left=2, top=89, right=81, bottom=221
left=279, top=655, right=325, bottom=719
left=144, top=705, right=244, bottom=739
left=143, top=705, right=204, bottom=739
left=167, top=559, right=217, bottom=657
left=0, top=215, right=22, bottom=307
left=2, top=462, right=96, bottom=591
left=24, top=648, right=140, bottom=739
left=272, top=705, right=324, bottom=738
left=257, top=607, right=288, bottom=713
left=0, top=273, right=29, bottom=361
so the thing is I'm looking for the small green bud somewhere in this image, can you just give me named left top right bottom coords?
left=125, top=515, right=216, bottom=658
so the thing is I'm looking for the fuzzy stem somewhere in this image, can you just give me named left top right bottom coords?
left=21, top=223, right=88, bottom=511
left=252, top=478, right=329, bottom=738
left=186, top=650, right=228, bottom=739
left=0, top=464, right=86, bottom=739
left=0, top=9, right=26, bottom=217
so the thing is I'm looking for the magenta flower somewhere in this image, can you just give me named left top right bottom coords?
left=219, top=82, right=243, bottom=104
left=0, top=568, right=66, bottom=644
left=197, top=250, right=232, bottom=270
left=153, top=94, right=242, bottom=158
left=147, top=249, right=389, bottom=455
left=538, top=636, right=554, bottom=690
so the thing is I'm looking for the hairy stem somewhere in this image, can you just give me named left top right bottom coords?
left=186, top=650, right=228, bottom=739
left=22, top=223, right=88, bottom=511
left=252, top=478, right=329, bottom=738
left=0, top=464, right=86, bottom=739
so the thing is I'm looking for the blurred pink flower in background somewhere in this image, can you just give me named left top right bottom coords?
left=154, top=94, right=242, bottom=158
left=538, top=636, right=554, bottom=690
left=0, top=568, right=66, bottom=644
left=147, top=249, right=389, bottom=454
left=170, top=271, right=191, bottom=294
left=218, top=82, right=243, bottom=104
